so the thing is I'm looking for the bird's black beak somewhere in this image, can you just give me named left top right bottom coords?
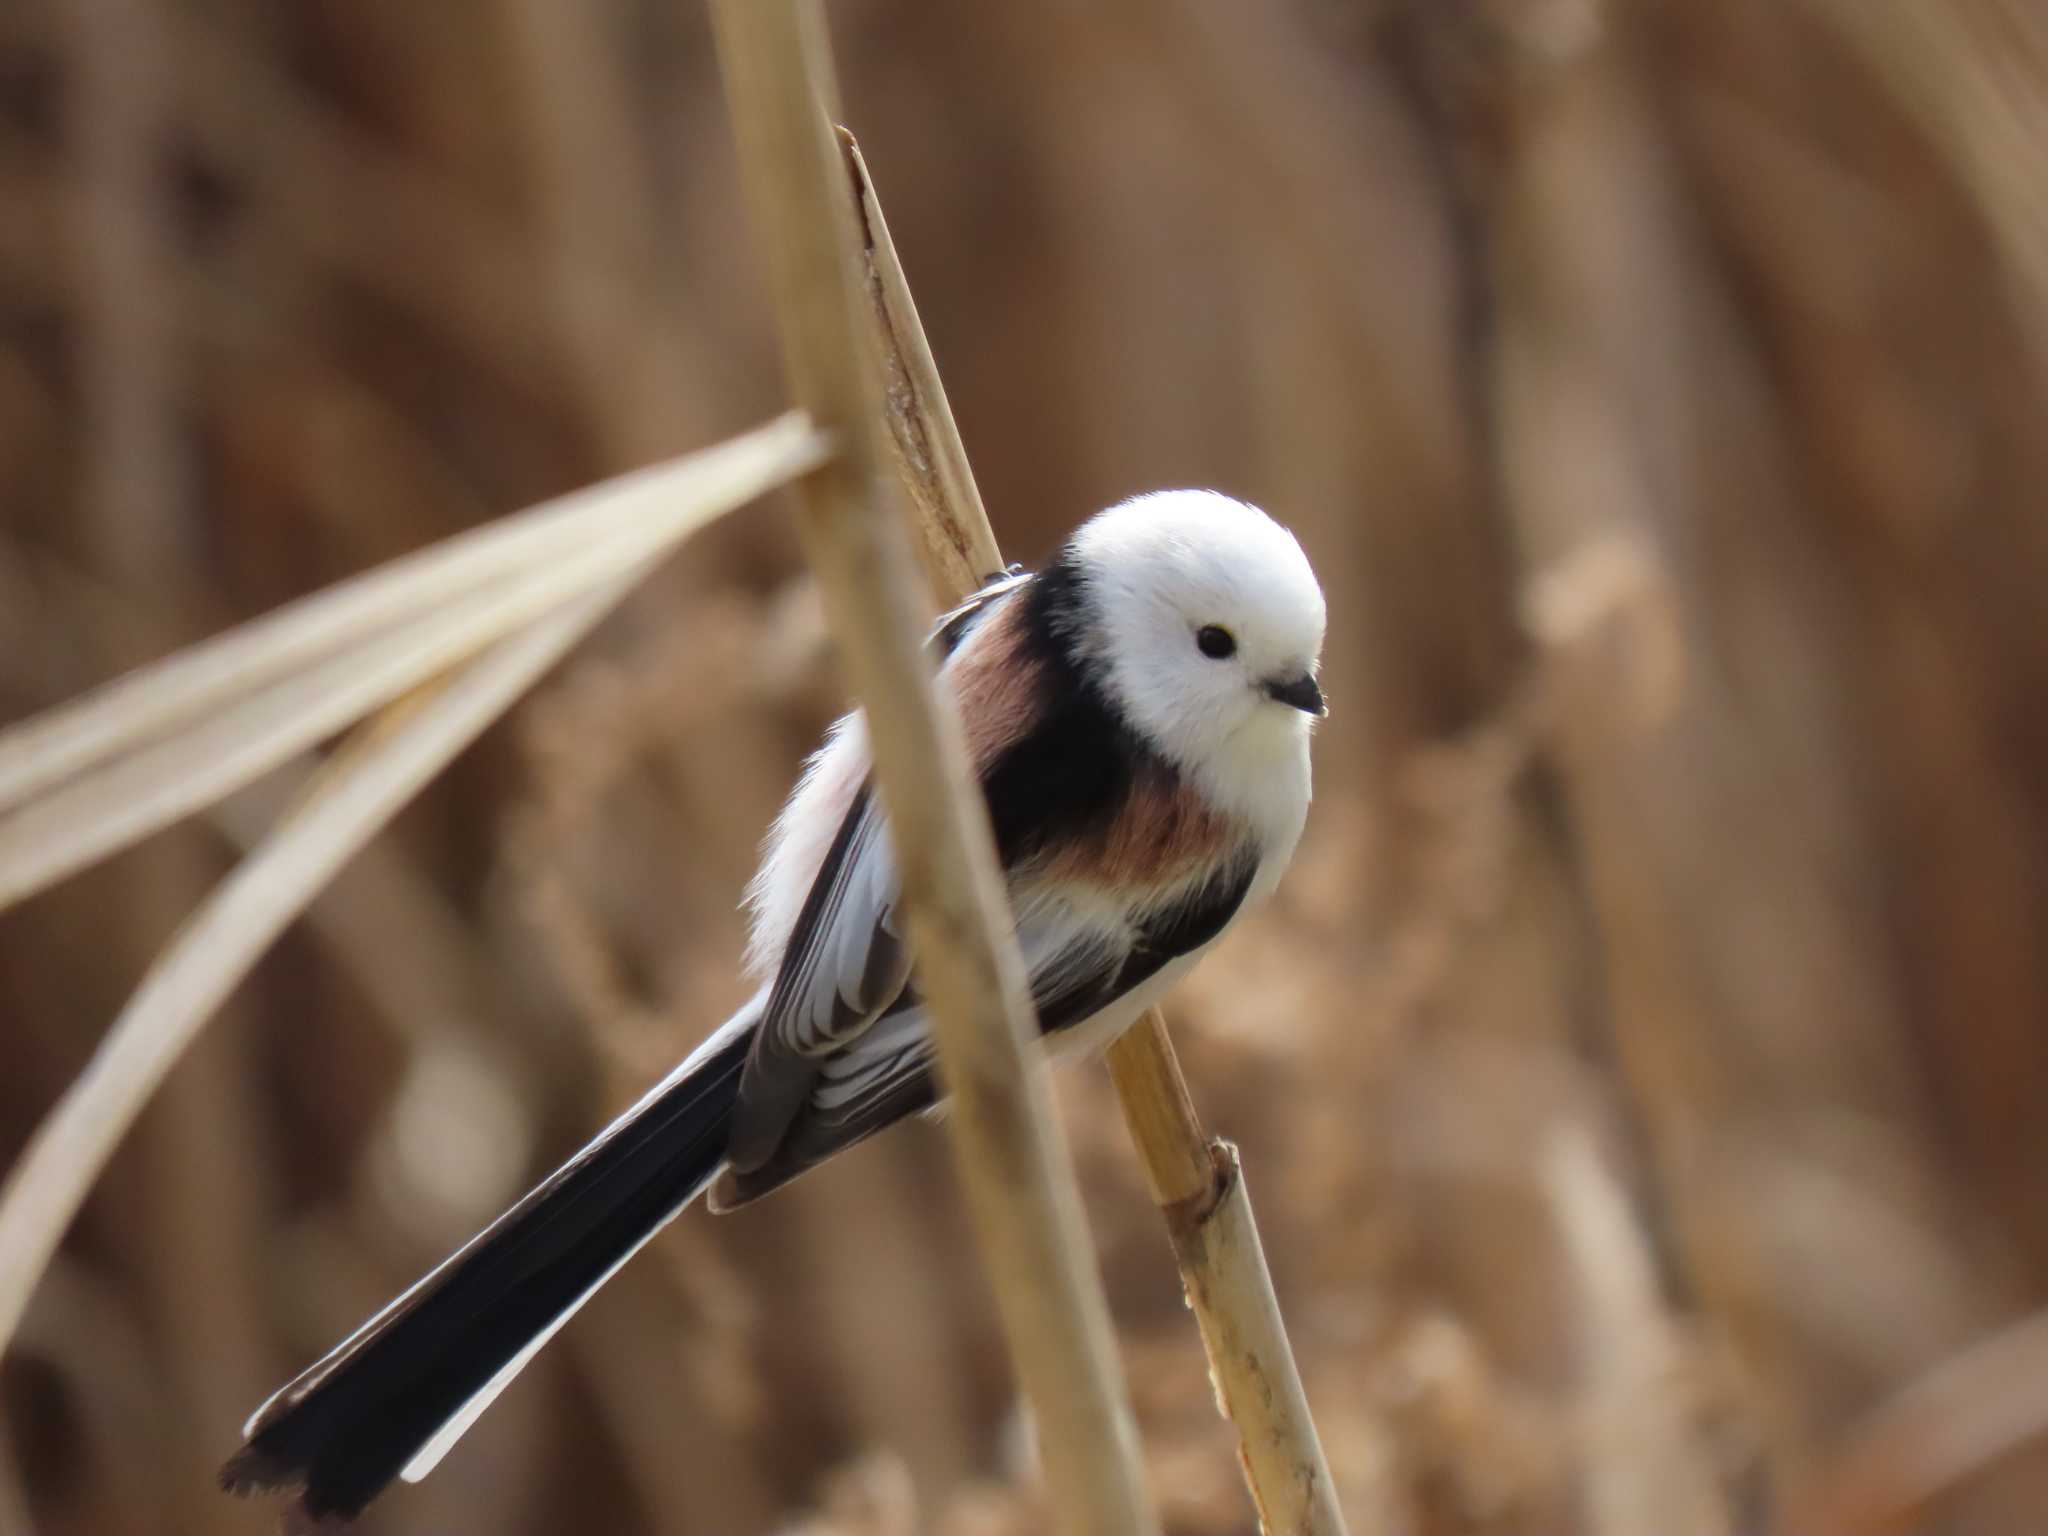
left=1263, top=672, right=1327, bottom=717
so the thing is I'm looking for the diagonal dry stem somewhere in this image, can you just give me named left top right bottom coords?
left=837, top=131, right=1002, bottom=597
left=840, top=123, right=1352, bottom=1536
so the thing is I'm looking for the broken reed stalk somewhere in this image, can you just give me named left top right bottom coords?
left=0, top=418, right=829, bottom=1357
left=705, top=7, right=1157, bottom=1535
left=841, top=128, right=1351, bottom=1536
left=1107, top=1029, right=1352, bottom=1536
left=837, top=133, right=1002, bottom=596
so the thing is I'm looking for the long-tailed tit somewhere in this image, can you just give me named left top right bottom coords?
left=224, top=489, right=1327, bottom=1527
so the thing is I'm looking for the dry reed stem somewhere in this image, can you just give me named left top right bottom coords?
left=838, top=133, right=1003, bottom=597
left=1167, top=1141, right=1348, bottom=1536
left=1102, top=1013, right=1216, bottom=1211
left=843, top=127, right=1350, bottom=1536
left=0, top=415, right=826, bottom=907
left=0, top=418, right=828, bottom=1355
left=707, top=7, right=1155, bottom=1534
left=1107, top=1027, right=1352, bottom=1536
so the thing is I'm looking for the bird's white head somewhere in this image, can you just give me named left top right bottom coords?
left=1062, top=491, right=1326, bottom=828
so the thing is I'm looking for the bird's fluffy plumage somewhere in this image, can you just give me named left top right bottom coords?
left=224, top=489, right=1326, bottom=1528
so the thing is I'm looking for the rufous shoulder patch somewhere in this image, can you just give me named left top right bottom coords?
left=945, top=596, right=1041, bottom=771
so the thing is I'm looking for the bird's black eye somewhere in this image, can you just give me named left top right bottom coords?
left=1195, top=625, right=1237, bottom=660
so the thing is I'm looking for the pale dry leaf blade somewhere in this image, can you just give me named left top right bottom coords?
left=0, top=412, right=826, bottom=815
left=0, top=569, right=636, bottom=1354
left=1, top=560, right=603, bottom=911
left=0, top=417, right=830, bottom=911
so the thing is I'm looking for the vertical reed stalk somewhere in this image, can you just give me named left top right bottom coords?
left=706, top=7, right=1158, bottom=1536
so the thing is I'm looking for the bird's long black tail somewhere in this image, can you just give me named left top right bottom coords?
left=223, top=1015, right=753, bottom=1529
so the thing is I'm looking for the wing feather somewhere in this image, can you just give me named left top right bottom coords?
left=728, top=786, right=908, bottom=1171
left=716, top=855, right=1256, bottom=1207
left=729, top=569, right=1027, bottom=1172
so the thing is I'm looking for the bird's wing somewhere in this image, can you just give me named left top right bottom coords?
left=727, top=782, right=907, bottom=1171
left=715, top=854, right=1257, bottom=1207
left=727, top=568, right=1028, bottom=1173
left=931, top=564, right=1030, bottom=655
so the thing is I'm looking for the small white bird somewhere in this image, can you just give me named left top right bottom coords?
left=224, top=489, right=1328, bottom=1527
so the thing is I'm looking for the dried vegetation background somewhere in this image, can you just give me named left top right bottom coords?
left=5, top=1, right=2048, bottom=1533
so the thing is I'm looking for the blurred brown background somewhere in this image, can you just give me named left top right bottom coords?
left=6, top=1, right=2048, bottom=1533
